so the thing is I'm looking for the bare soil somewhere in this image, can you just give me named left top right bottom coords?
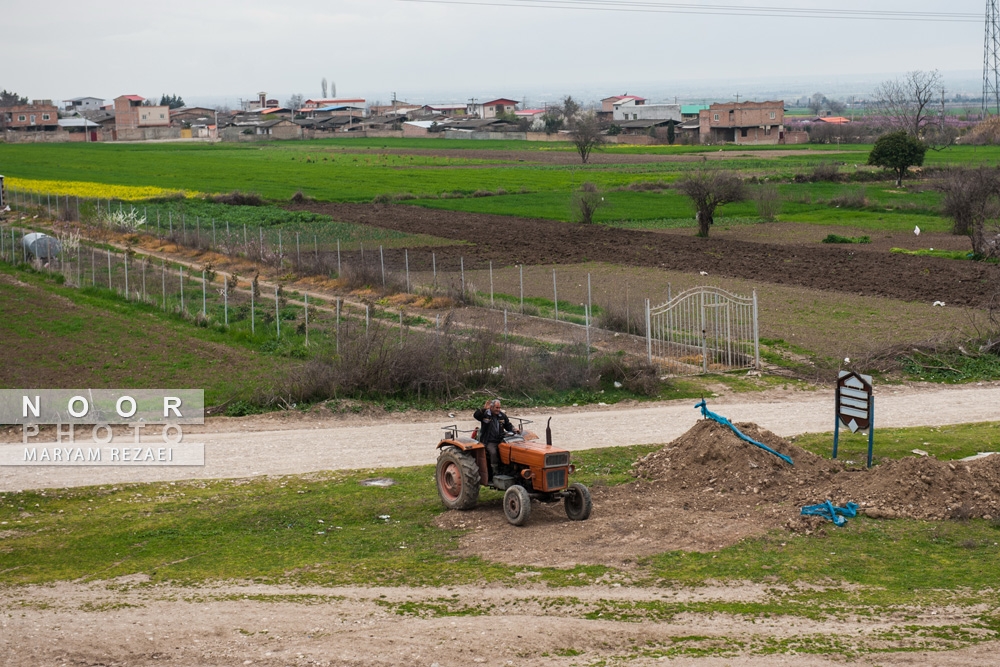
left=3, top=580, right=997, bottom=667
left=288, top=202, right=1000, bottom=309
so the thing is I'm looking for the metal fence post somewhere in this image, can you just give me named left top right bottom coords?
left=552, top=268, right=558, bottom=321
left=380, top=245, right=385, bottom=286
left=587, top=273, right=592, bottom=326
left=337, top=239, right=341, bottom=276
left=335, top=298, right=340, bottom=353
left=432, top=251, right=437, bottom=289
left=107, top=249, right=111, bottom=288
left=275, top=286, right=280, bottom=338
left=405, top=249, right=410, bottom=293
left=161, top=259, right=166, bottom=308
left=124, top=253, right=129, bottom=299
left=180, top=267, right=185, bottom=314
left=202, top=270, right=207, bottom=317
left=519, top=264, right=523, bottom=313
left=304, top=291, right=308, bottom=345
left=251, top=287, right=255, bottom=335
left=224, top=275, right=229, bottom=327
left=646, top=299, right=652, bottom=364
left=296, top=232, right=300, bottom=269
left=489, top=260, right=494, bottom=305
left=752, top=289, right=760, bottom=370
left=460, top=256, right=465, bottom=298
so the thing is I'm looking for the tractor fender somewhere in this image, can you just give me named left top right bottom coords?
left=436, top=438, right=483, bottom=452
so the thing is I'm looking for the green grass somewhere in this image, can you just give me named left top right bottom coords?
left=2, top=430, right=999, bottom=612
left=0, top=445, right=654, bottom=586
left=890, top=247, right=995, bottom=262
left=791, top=421, right=1000, bottom=462
left=6, top=139, right=996, bottom=236
left=0, top=263, right=286, bottom=405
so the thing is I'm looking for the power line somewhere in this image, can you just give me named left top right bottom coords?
left=391, top=0, right=980, bottom=22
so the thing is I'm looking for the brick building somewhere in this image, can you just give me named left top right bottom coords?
left=1, top=103, right=60, bottom=132
left=113, top=95, right=170, bottom=131
left=698, top=101, right=784, bottom=145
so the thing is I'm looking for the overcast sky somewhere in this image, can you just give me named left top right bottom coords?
left=6, top=0, right=984, bottom=107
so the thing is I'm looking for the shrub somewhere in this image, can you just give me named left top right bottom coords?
left=572, top=182, right=608, bottom=225
left=810, top=162, right=841, bottom=182
left=210, top=191, right=265, bottom=206
left=822, top=234, right=871, bottom=244
left=753, top=183, right=781, bottom=222
left=828, top=187, right=869, bottom=208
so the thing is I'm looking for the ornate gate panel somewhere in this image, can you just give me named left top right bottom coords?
left=645, top=287, right=759, bottom=376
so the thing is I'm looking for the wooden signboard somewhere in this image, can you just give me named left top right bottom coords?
left=836, top=370, right=873, bottom=434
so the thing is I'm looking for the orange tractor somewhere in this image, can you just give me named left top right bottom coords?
left=435, top=418, right=592, bottom=526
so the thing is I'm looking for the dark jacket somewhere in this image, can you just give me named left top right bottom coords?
left=473, top=407, right=513, bottom=444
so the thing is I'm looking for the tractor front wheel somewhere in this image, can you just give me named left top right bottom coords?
left=435, top=448, right=481, bottom=510
left=503, top=485, right=532, bottom=526
left=564, top=482, right=592, bottom=521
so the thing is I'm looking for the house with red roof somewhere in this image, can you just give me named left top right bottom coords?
left=601, top=95, right=646, bottom=114
left=478, top=98, right=519, bottom=119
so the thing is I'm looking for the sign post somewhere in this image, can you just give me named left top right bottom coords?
left=833, top=370, right=875, bottom=468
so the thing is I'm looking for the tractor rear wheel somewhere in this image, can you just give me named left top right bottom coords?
left=503, top=485, right=532, bottom=526
left=435, top=448, right=480, bottom=510
left=564, top=482, right=592, bottom=521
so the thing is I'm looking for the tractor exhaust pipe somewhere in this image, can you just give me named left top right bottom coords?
left=545, top=417, right=552, bottom=446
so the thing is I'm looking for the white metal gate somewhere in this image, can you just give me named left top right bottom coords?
left=645, top=286, right=759, bottom=376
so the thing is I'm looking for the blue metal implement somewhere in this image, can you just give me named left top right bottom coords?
left=694, top=399, right=793, bottom=465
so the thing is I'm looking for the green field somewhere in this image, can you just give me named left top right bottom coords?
left=5, top=139, right=993, bottom=234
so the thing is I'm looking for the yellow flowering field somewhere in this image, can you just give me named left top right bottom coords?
left=6, top=178, right=199, bottom=201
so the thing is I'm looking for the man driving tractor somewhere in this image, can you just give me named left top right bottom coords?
left=473, top=399, right=520, bottom=477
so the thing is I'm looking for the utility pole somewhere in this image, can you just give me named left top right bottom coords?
left=468, top=97, right=477, bottom=117
left=985, top=0, right=1000, bottom=116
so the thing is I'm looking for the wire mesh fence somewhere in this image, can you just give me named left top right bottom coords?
left=2, top=193, right=760, bottom=376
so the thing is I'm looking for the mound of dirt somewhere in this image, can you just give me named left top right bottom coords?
left=632, top=420, right=835, bottom=499
left=438, top=419, right=1000, bottom=568
left=634, top=419, right=1000, bottom=521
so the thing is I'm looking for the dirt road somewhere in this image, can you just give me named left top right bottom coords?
left=3, top=580, right=997, bottom=667
left=3, top=382, right=998, bottom=492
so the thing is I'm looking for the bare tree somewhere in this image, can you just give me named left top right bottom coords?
left=562, top=95, right=581, bottom=126
left=571, top=182, right=608, bottom=224
left=808, top=92, right=827, bottom=116
left=568, top=112, right=604, bottom=163
left=870, top=70, right=941, bottom=137
left=939, top=166, right=1000, bottom=257
left=677, top=170, right=747, bottom=237
left=286, top=94, right=304, bottom=111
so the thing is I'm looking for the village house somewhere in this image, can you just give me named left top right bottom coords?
left=0, top=101, right=60, bottom=132
left=63, top=96, right=104, bottom=112
left=420, top=104, right=468, bottom=118
left=243, top=92, right=279, bottom=112
left=598, top=95, right=645, bottom=120
left=113, top=95, right=169, bottom=130
left=368, top=101, right=420, bottom=117
left=477, top=98, right=519, bottom=119
left=255, top=118, right=302, bottom=139
left=612, top=100, right=681, bottom=123
left=698, top=100, right=785, bottom=145
left=169, top=107, right=217, bottom=126
left=515, top=109, right=546, bottom=130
